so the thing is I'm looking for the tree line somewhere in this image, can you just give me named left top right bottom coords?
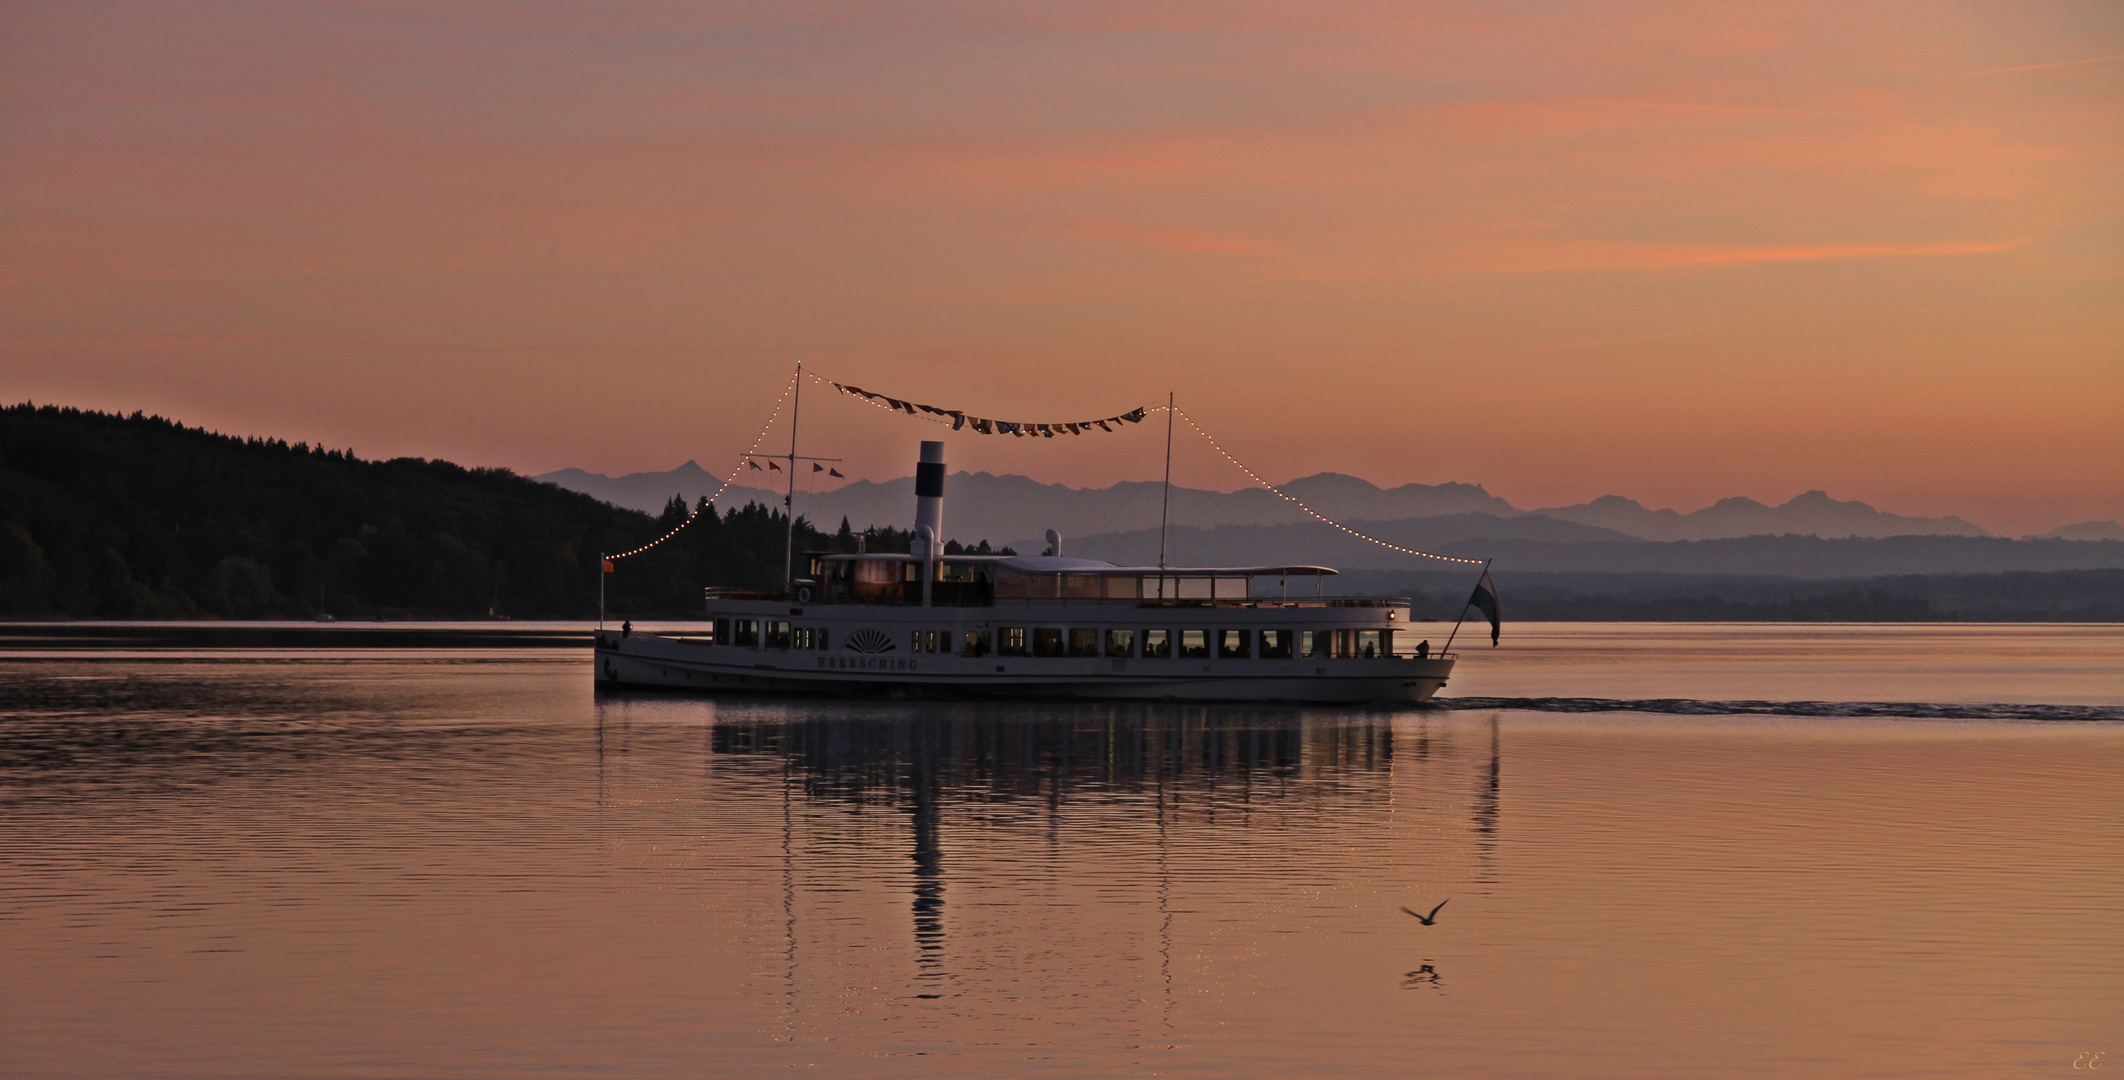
left=0, top=404, right=1003, bottom=619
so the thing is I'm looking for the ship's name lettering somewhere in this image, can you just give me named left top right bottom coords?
left=817, top=657, right=918, bottom=672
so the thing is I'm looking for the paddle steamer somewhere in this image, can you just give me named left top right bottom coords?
left=595, top=441, right=1457, bottom=702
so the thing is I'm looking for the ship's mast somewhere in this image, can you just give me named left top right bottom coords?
left=1158, top=391, right=1174, bottom=570
left=783, top=359, right=802, bottom=590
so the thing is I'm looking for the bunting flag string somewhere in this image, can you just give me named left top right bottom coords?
left=714, top=366, right=1478, bottom=569
left=1173, top=408, right=1488, bottom=567
left=609, top=369, right=800, bottom=562
left=807, top=371, right=1152, bottom=437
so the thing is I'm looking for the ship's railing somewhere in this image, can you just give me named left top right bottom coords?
left=703, top=587, right=1431, bottom=612
left=703, top=588, right=785, bottom=602
left=708, top=582, right=998, bottom=607
left=1132, top=597, right=1400, bottom=609
left=1391, top=642, right=1455, bottom=661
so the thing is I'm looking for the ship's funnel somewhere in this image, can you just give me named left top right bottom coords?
left=912, top=441, right=945, bottom=558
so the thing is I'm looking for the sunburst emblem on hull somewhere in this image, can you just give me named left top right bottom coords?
left=843, top=628, right=898, bottom=654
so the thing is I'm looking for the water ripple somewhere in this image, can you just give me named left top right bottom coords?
left=1437, top=696, right=2124, bottom=721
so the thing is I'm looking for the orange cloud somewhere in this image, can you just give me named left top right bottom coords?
left=1962, top=53, right=2124, bottom=76
left=1516, top=237, right=2029, bottom=272
left=1, top=0, right=2116, bottom=533
left=1071, top=218, right=1273, bottom=255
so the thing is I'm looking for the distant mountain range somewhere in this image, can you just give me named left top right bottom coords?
left=2031, top=520, right=2124, bottom=541
left=1063, top=519, right=2124, bottom=579
left=535, top=463, right=1517, bottom=546
left=539, top=462, right=2034, bottom=547
left=1529, top=491, right=1990, bottom=542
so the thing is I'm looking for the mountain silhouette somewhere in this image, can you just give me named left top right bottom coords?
left=2029, top=520, right=2124, bottom=541
left=1529, top=490, right=1991, bottom=541
left=540, top=464, right=2002, bottom=545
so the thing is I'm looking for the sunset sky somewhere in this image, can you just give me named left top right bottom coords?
left=3, top=1, right=2118, bottom=533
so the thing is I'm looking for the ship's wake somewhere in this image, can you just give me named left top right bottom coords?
left=1435, top=697, right=2123, bottom=722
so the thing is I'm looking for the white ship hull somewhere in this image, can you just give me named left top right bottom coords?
left=596, top=629, right=1453, bottom=703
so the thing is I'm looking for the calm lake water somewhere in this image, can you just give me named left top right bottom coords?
left=1, top=623, right=2118, bottom=1078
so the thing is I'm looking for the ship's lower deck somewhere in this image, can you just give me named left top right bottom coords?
left=595, top=630, right=1454, bottom=703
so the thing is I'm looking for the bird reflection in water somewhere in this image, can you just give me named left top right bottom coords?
left=1402, top=962, right=1443, bottom=991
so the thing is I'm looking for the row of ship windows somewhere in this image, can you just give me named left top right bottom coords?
left=715, top=620, right=1415, bottom=659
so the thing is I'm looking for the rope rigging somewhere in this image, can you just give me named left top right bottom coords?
left=606, top=368, right=799, bottom=561
left=605, top=364, right=1485, bottom=569
left=1170, top=409, right=1486, bottom=567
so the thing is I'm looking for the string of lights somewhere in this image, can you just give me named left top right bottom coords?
left=608, top=369, right=800, bottom=562
left=1174, top=409, right=1487, bottom=567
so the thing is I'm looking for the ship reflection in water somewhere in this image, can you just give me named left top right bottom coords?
left=696, top=703, right=1492, bottom=1000
left=1, top=649, right=2118, bottom=1079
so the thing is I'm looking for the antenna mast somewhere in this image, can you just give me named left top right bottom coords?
left=1158, top=391, right=1174, bottom=570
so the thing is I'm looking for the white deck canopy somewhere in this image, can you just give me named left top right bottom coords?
left=817, top=553, right=1336, bottom=576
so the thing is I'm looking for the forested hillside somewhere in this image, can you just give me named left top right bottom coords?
left=0, top=404, right=922, bottom=619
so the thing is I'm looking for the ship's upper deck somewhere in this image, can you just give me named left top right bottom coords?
left=717, top=551, right=1360, bottom=608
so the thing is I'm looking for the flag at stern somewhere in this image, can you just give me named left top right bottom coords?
left=1467, top=569, right=1501, bottom=646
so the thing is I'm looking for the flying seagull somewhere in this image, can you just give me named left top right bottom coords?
left=1401, top=899, right=1449, bottom=925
